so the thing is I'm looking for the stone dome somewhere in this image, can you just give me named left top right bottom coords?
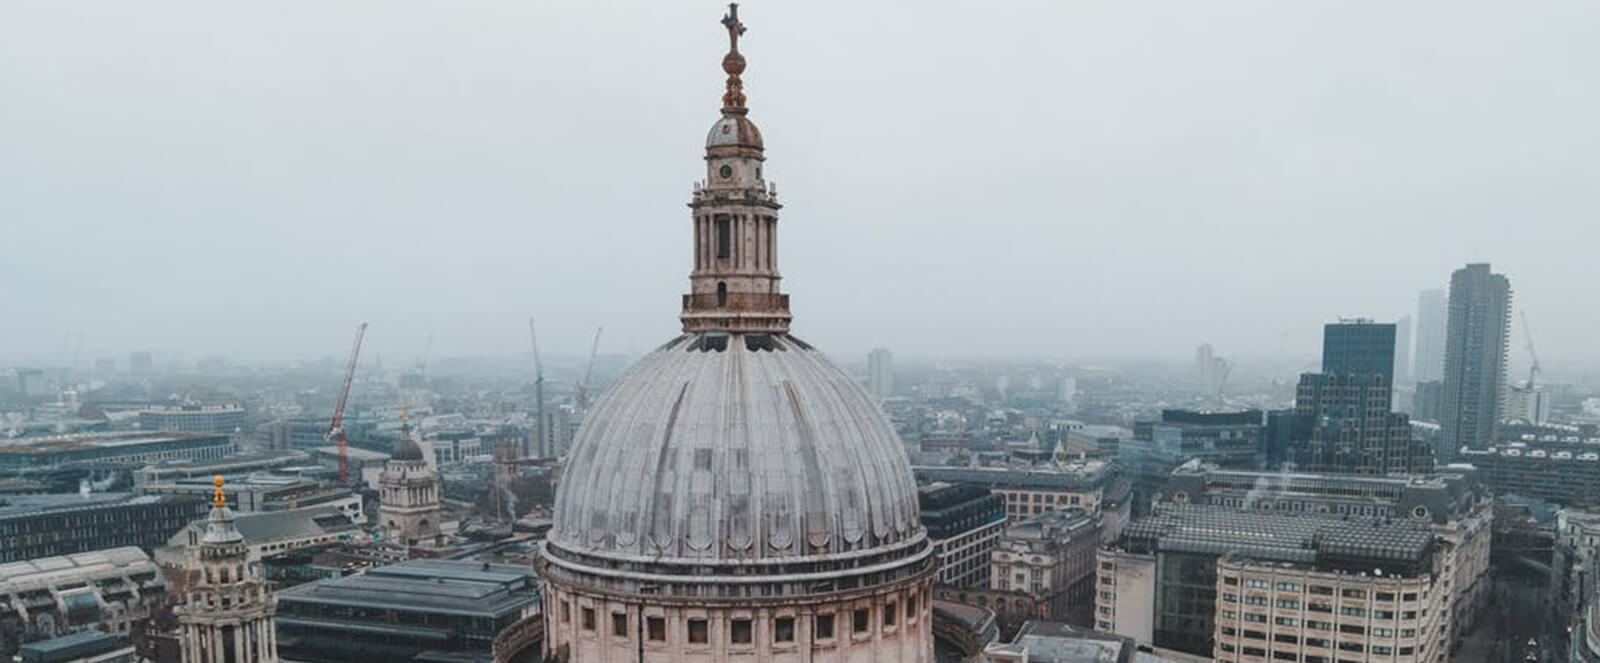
left=705, top=114, right=763, bottom=150
left=392, top=436, right=425, bottom=462
left=547, top=332, right=925, bottom=568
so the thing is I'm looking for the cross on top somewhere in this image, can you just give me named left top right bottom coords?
left=722, top=3, right=745, bottom=52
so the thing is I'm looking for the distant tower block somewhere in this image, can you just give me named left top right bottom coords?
left=177, top=476, right=279, bottom=663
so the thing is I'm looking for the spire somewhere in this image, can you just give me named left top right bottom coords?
left=720, top=3, right=748, bottom=114
left=201, top=475, right=243, bottom=545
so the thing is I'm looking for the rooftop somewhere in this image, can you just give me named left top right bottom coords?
left=1119, top=504, right=1436, bottom=574
left=17, top=630, right=130, bottom=663
left=277, top=559, right=539, bottom=618
left=0, top=430, right=228, bottom=454
left=0, top=492, right=200, bottom=520
left=915, top=461, right=1114, bottom=491
left=0, top=547, right=159, bottom=592
left=985, top=621, right=1132, bottom=663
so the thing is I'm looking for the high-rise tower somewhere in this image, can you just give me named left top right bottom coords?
left=540, top=7, right=933, bottom=661
left=868, top=348, right=894, bottom=401
left=177, top=477, right=279, bottom=663
left=1440, top=263, right=1512, bottom=455
left=1414, top=289, right=1447, bottom=382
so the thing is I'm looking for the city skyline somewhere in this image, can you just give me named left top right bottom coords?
left=3, top=1, right=1598, bottom=366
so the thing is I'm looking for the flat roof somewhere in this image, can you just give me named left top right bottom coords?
left=277, top=560, right=538, bottom=618
left=18, top=630, right=128, bottom=662
left=0, top=431, right=229, bottom=454
left=0, top=492, right=203, bottom=522
left=1121, top=504, right=1435, bottom=569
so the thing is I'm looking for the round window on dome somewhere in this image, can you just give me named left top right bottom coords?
left=719, top=165, right=733, bottom=179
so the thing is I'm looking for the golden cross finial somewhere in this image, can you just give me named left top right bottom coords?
left=212, top=475, right=226, bottom=508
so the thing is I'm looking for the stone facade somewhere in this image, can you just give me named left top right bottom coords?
left=176, top=477, right=278, bottom=663
left=1212, top=559, right=1450, bottom=663
left=377, top=421, right=442, bottom=547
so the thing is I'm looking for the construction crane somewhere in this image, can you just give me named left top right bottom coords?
left=1521, top=310, right=1541, bottom=389
left=326, top=323, right=368, bottom=483
left=576, top=326, right=603, bottom=413
left=528, top=318, right=545, bottom=459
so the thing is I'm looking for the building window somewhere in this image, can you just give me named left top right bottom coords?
left=884, top=602, right=897, bottom=627
left=775, top=617, right=795, bottom=642
left=1340, top=588, right=1366, bottom=599
left=560, top=600, right=570, bottom=623
left=731, top=619, right=752, bottom=644
left=854, top=608, right=870, bottom=634
left=816, top=614, right=835, bottom=639
left=647, top=617, right=665, bottom=641
left=582, top=607, right=595, bottom=631
left=612, top=612, right=628, bottom=637
left=687, top=619, right=708, bottom=644
left=715, top=216, right=731, bottom=258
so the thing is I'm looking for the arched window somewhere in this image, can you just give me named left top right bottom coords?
left=717, top=282, right=728, bottom=306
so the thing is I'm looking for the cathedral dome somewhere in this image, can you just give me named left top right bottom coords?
left=392, top=436, right=425, bottom=462
left=705, top=114, right=763, bottom=150
left=547, top=332, right=925, bottom=570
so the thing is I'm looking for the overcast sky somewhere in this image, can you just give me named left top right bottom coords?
left=2, top=1, right=1596, bottom=371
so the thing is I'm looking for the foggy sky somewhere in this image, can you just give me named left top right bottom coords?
left=3, top=1, right=1597, bottom=370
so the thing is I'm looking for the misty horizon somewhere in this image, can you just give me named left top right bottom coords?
left=4, top=1, right=1596, bottom=372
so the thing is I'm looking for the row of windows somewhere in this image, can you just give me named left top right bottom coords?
left=1221, top=577, right=1420, bottom=602
left=1221, top=618, right=1421, bottom=639
left=561, top=597, right=921, bottom=645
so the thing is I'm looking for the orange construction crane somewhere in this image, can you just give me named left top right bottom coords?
left=326, top=323, right=368, bottom=482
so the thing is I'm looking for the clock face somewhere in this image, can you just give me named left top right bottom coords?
left=719, top=165, right=733, bottom=179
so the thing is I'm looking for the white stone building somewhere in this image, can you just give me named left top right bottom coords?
left=377, top=418, right=443, bottom=548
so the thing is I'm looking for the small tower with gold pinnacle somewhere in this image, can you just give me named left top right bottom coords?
left=177, top=476, right=279, bottom=663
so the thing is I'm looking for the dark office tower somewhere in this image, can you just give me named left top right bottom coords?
left=1394, top=315, right=1412, bottom=385
left=1292, top=319, right=1429, bottom=475
left=1441, top=264, right=1512, bottom=455
left=1321, top=319, right=1396, bottom=386
left=1414, top=289, right=1447, bottom=382
left=1294, top=373, right=1428, bottom=474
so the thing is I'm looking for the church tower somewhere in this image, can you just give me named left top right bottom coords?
left=378, top=412, right=442, bottom=547
left=680, top=3, right=790, bottom=335
left=177, top=476, right=279, bottom=663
